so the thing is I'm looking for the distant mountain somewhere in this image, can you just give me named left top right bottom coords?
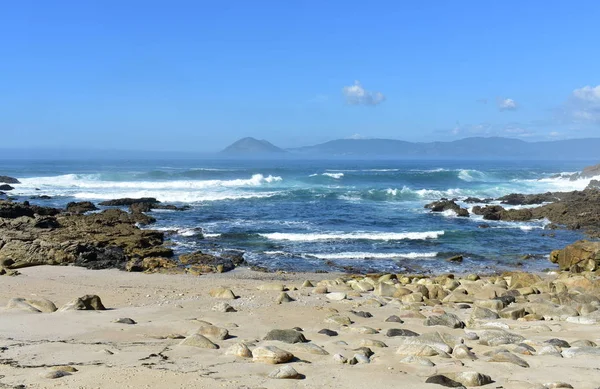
left=221, top=137, right=286, bottom=154
left=289, top=137, right=600, bottom=159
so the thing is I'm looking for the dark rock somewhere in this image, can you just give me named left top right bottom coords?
left=425, top=200, right=469, bottom=217
left=263, top=329, right=307, bottom=344
left=425, top=375, right=465, bottom=388
left=0, top=176, right=20, bottom=184
left=446, top=255, right=463, bottom=263
left=498, top=192, right=556, bottom=205
left=33, top=216, right=60, bottom=229
left=386, top=328, right=419, bottom=337
left=30, top=195, right=52, bottom=200
left=0, top=201, right=34, bottom=218
left=130, top=202, right=153, bottom=213
left=352, top=347, right=374, bottom=358
left=586, top=179, right=600, bottom=190
left=99, top=197, right=159, bottom=206
left=0, top=184, right=14, bottom=191
left=318, top=329, right=338, bottom=337
left=351, top=310, right=373, bottom=318
left=463, top=197, right=492, bottom=204
left=385, top=315, right=404, bottom=323
left=424, top=313, right=465, bottom=329
left=30, top=205, right=61, bottom=216
left=74, top=245, right=128, bottom=270
left=544, top=338, right=570, bottom=348
left=493, top=295, right=516, bottom=307
left=66, top=201, right=98, bottom=214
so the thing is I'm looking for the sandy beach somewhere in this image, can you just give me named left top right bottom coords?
left=1, top=265, right=600, bottom=388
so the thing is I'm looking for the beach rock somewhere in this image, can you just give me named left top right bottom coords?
left=114, top=317, right=136, bottom=324
left=59, top=295, right=105, bottom=311
left=66, top=201, right=98, bottom=214
left=484, top=349, right=529, bottom=367
left=561, top=347, right=600, bottom=358
left=226, top=343, right=252, bottom=358
left=252, top=346, right=294, bottom=364
left=209, top=287, right=236, bottom=299
left=550, top=240, right=600, bottom=272
left=544, top=383, right=573, bottom=388
left=268, top=365, right=301, bottom=379
left=0, top=184, right=14, bottom=191
left=0, top=176, right=20, bottom=184
left=263, top=329, right=306, bottom=344
left=385, top=315, right=404, bottom=323
left=7, top=297, right=57, bottom=313
left=179, top=251, right=237, bottom=273
left=470, top=306, right=500, bottom=320
left=318, top=329, right=338, bottom=337
left=353, top=353, right=370, bottom=364
left=324, top=315, right=352, bottom=326
left=400, top=355, right=435, bottom=366
left=477, top=329, right=524, bottom=346
left=180, top=334, right=219, bottom=349
left=257, top=283, right=285, bottom=291
left=453, top=344, right=477, bottom=360
left=326, top=292, right=347, bottom=301
left=302, top=280, right=314, bottom=287
left=425, top=375, right=465, bottom=388
left=276, top=292, right=294, bottom=303
left=499, top=306, right=527, bottom=320
left=448, top=372, right=493, bottom=387
left=544, top=338, right=570, bottom=348
left=359, top=339, right=387, bottom=348
left=386, top=328, right=419, bottom=337
left=44, top=370, right=72, bottom=379
left=351, top=310, right=372, bottom=318
left=293, top=343, right=329, bottom=355
left=197, top=325, right=229, bottom=340
left=424, top=313, right=465, bottom=329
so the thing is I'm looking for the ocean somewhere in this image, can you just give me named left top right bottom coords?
left=0, top=158, right=593, bottom=274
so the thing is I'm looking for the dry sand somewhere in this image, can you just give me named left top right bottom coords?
left=0, top=266, right=599, bottom=388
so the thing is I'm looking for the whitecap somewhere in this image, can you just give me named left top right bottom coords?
left=304, top=252, right=438, bottom=260
left=259, top=231, right=444, bottom=241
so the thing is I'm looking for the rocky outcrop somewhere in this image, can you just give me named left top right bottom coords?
left=180, top=250, right=245, bottom=274
left=497, top=192, right=557, bottom=205
left=0, top=176, right=20, bottom=184
left=471, top=205, right=536, bottom=222
left=99, top=197, right=159, bottom=206
left=425, top=199, right=469, bottom=217
left=0, top=184, right=14, bottom=191
left=66, top=201, right=98, bottom=214
left=550, top=240, right=600, bottom=272
left=0, top=201, right=174, bottom=270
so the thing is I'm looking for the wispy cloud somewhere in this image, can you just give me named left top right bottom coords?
left=498, top=97, right=518, bottom=111
left=342, top=81, right=385, bottom=106
left=568, top=85, right=600, bottom=123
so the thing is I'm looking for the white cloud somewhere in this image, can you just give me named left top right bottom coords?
left=342, top=81, right=385, bottom=106
left=498, top=98, right=518, bottom=111
left=549, top=131, right=561, bottom=137
left=568, top=85, right=600, bottom=123
left=573, top=85, right=600, bottom=104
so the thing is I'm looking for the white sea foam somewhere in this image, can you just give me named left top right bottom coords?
left=18, top=173, right=282, bottom=190
left=72, top=191, right=277, bottom=203
left=458, top=169, right=487, bottom=182
left=304, top=252, right=438, bottom=260
left=311, top=172, right=344, bottom=179
left=260, top=231, right=444, bottom=241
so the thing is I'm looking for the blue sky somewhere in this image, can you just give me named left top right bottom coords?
left=2, top=1, right=600, bottom=151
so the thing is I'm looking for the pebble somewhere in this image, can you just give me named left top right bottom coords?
left=252, top=346, right=294, bottom=364
left=268, top=365, right=301, bottom=379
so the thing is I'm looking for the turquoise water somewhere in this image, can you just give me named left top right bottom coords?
left=0, top=159, right=592, bottom=274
